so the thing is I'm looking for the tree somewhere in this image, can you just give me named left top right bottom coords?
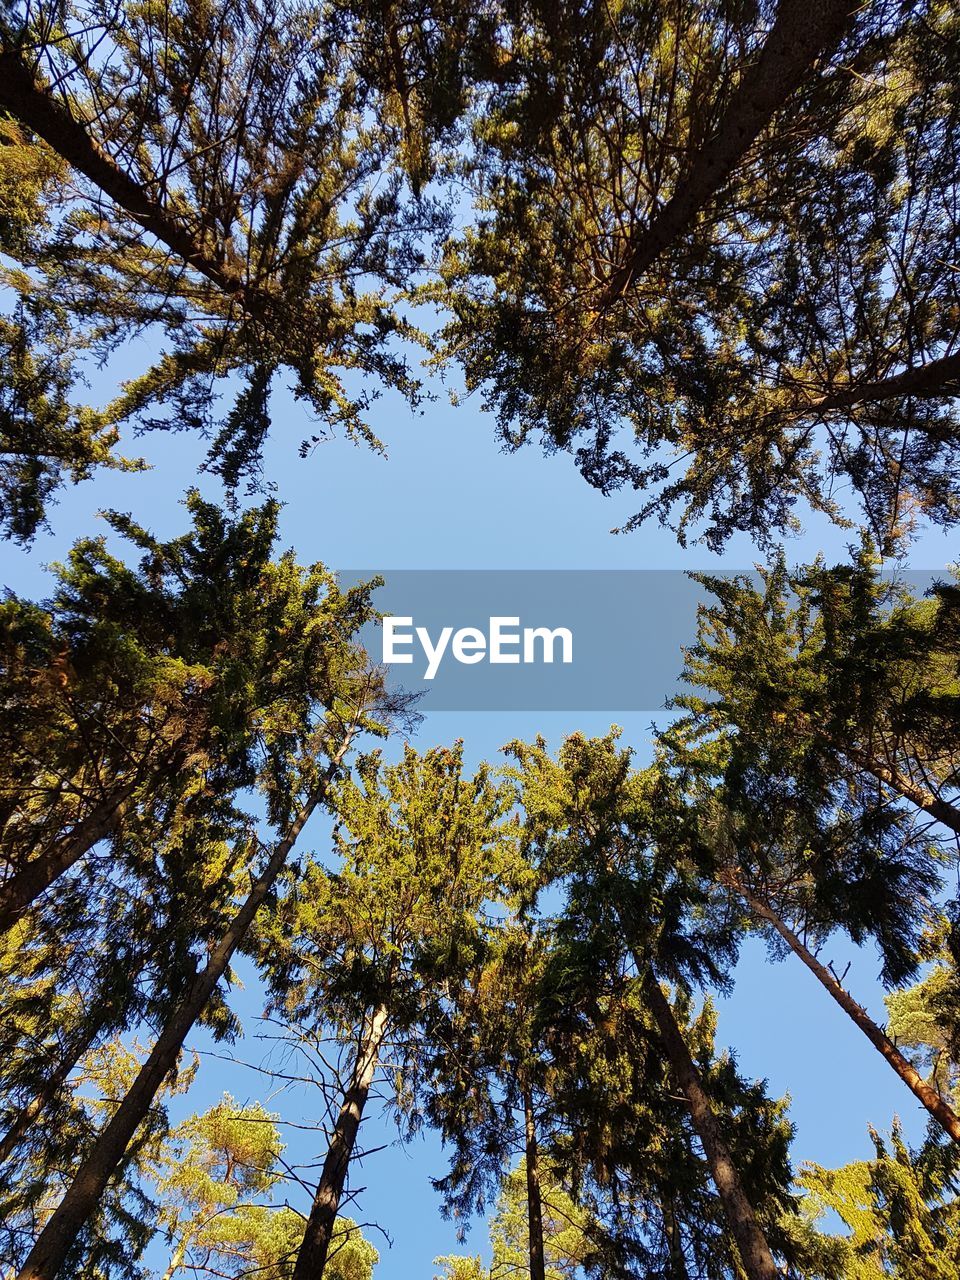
left=800, top=1123, right=960, bottom=1279
left=884, top=909, right=960, bottom=1114
left=0, top=0, right=464, bottom=536
left=425, top=920, right=565, bottom=1280
left=670, top=549, right=960, bottom=836
left=1, top=1030, right=196, bottom=1279
left=655, top=722, right=960, bottom=1139
left=10, top=536, right=399, bottom=1278
left=434, top=1157, right=594, bottom=1280
left=505, top=730, right=802, bottom=1280
left=153, top=1094, right=379, bottom=1280
left=657, top=564, right=960, bottom=1138
left=255, top=741, right=517, bottom=1280
left=0, top=491, right=385, bottom=933
left=434, top=0, right=960, bottom=548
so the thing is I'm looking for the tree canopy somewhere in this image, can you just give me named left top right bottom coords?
left=3, top=1, right=960, bottom=1278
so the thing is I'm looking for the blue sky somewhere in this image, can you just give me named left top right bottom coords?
left=2, top=357, right=958, bottom=1275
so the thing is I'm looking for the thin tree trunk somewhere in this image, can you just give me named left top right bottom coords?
left=642, top=974, right=779, bottom=1280
left=808, top=349, right=960, bottom=413
left=522, top=1082, right=546, bottom=1280
left=16, top=728, right=355, bottom=1280
left=735, top=879, right=960, bottom=1143
left=601, top=0, right=855, bottom=302
left=661, top=1195, right=691, bottom=1280
left=846, top=748, right=960, bottom=836
left=291, top=1004, right=389, bottom=1280
left=0, top=1020, right=102, bottom=1165
left=0, top=51, right=243, bottom=296
left=0, top=781, right=137, bottom=936
left=160, top=1232, right=189, bottom=1280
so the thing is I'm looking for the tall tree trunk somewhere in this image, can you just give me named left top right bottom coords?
left=847, top=748, right=960, bottom=836
left=0, top=1019, right=102, bottom=1165
left=642, top=974, right=779, bottom=1280
left=734, top=879, right=960, bottom=1143
left=601, top=0, right=855, bottom=302
left=0, top=781, right=137, bottom=936
left=521, top=1082, right=546, bottom=1280
left=16, top=728, right=355, bottom=1280
left=0, top=51, right=243, bottom=296
left=291, top=1004, right=389, bottom=1280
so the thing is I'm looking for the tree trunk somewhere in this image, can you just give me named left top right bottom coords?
left=736, top=880, right=960, bottom=1143
left=0, top=51, right=243, bottom=296
left=602, top=0, right=855, bottom=302
left=15, top=729, right=355, bottom=1280
left=847, top=748, right=960, bottom=836
left=642, top=974, right=779, bottom=1280
left=160, top=1231, right=189, bottom=1280
left=661, top=1195, right=691, bottom=1280
left=0, top=1020, right=102, bottom=1165
left=522, top=1082, right=546, bottom=1280
left=291, top=1004, right=389, bottom=1280
left=0, top=782, right=136, bottom=936
left=808, top=349, right=960, bottom=413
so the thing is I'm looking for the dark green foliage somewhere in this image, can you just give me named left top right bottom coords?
left=433, top=1, right=960, bottom=548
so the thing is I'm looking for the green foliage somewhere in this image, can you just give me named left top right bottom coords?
left=1, top=1031, right=195, bottom=1279
left=0, top=487, right=381, bottom=908
left=259, top=740, right=518, bottom=1036
left=0, top=493, right=392, bottom=1274
left=885, top=912, right=960, bottom=1107
left=0, top=0, right=467, bottom=533
left=801, top=1123, right=960, bottom=1279
left=0, top=304, right=144, bottom=543
left=154, top=1095, right=379, bottom=1279
left=435, top=1158, right=594, bottom=1280
left=432, top=0, right=960, bottom=548
left=6, top=1, right=960, bottom=549
left=659, top=551, right=957, bottom=984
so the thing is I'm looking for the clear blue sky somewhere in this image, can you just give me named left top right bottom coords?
left=2, top=356, right=957, bottom=1275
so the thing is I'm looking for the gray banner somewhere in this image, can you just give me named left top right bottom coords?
left=339, top=570, right=941, bottom=712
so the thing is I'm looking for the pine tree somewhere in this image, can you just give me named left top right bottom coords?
left=152, top=1094, right=380, bottom=1280
left=801, top=1122, right=960, bottom=1278
left=0, top=0, right=464, bottom=535
left=425, top=918, right=568, bottom=1280
left=0, top=492, right=384, bottom=932
left=434, top=0, right=960, bottom=548
left=434, top=1157, right=595, bottom=1280
left=6, top=519, right=401, bottom=1279
left=1, top=1031, right=197, bottom=1279
left=255, top=741, right=517, bottom=1280
left=669, top=550, right=960, bottom=837
left=506, top=730, right=801, bottom=1280
left=658, top=567, right=960, bottom=1138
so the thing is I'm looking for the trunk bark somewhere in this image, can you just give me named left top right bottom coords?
left=0, top=782, right=136, bottom=936
left=847, top=748, right=960, bottom=836
left=661, top=1195, right=691, bottom=1280
left=291, top=1004, right=389, bottom=1280
left=808, top=349, right=960, bottom=413
left=16, top=729, right=355, bottom=1280
left=602, top=0, right=855, bottom=302
left=736, top=881, right=960, bottom=1143
left=0, top=1020, right=102, bottom=1165
left=522, top=1083, right=547, bottom=1280
left=160, top=1232, right=189, bottom=1280
left=0, top=51, right=244, bottom=296
left=642, top=974, right=779, bottom=1280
